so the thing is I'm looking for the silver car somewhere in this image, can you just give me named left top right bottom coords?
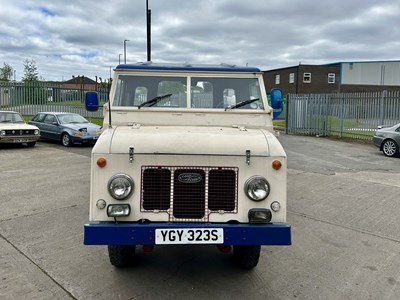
left=29, top=112, right=101, bottom=147
left=373, top=123, right=400, bottom=157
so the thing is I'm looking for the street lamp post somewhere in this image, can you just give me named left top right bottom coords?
left=124, top=40, right=129, bottom=64
left=146, top=0, right=151, bottom=62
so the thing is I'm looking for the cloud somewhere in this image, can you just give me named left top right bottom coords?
left=0, top=0, right=399, bottom=81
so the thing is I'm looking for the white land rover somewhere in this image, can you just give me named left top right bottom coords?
left=84, top=63, right=291, bottom=269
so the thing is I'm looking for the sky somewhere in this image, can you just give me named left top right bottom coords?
left=0, top=0, right=399, bottom=82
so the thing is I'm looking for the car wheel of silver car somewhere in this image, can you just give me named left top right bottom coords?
left=27, top=142, right=36, bottom=147
left=382, top=139, right=398, bottom=157
left=61, top=133, right=72, bottom=147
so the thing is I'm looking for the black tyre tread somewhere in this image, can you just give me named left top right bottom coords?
left=233, top=245, right=261, bottom=269
left=108, top=245, right=136, bottom=267
left=27, top=142, right=36, bottom=147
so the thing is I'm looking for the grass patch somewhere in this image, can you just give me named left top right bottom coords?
left=86, top=117, right=103, bottom=126
left=47, top=100, right=84, bottom=106
left=23, top=116, right=34, bottom=123
left=273, top=120, right=285, bottom=127
left=47, top=100, right=107, bottom=107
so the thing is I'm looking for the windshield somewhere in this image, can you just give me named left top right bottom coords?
left=191, top=77, right=263, bottom=109
left=113, top=75, right=263, bottom=110
left=58, top=114, right=89, bottom=124
left=0, top=112, right=25, bottom=123
left=114, top=75, right=187, bottom=107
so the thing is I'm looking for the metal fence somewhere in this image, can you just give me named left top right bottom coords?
left=287, top=91, right=400, bottom=140
left=3, top=81, right=399, bottom=141
left=0, top=81, right=107, bottom=118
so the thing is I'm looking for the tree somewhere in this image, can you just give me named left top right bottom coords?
left=22, top=59, right=47, bottom=104
left=0, top=63, right=13, bottom=81
left=22, top=59, right=39, bottom=82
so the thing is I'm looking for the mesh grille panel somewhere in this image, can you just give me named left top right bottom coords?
left=208, top=169, right=236, bottom=211
left=142, top=168, right=171, bottom=210
left=141, top=166, right=238, bottom=221
left=173, top=169, right=206, bottom=219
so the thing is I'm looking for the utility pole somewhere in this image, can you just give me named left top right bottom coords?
left=124, top=40, right=129, bottom=64
left=146, top=0, right=151, bottom=62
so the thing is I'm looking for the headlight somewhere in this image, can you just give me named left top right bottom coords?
left=107, top=204, right=131, bottom=217
left=244, top=176, right=270, bottom=201
left=108, top=174, right=134, bottom=200
left=0, top=130, right=5, bottom=136
left=34, top=129, right=40, bottom=135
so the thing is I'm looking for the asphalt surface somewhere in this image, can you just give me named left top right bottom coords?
left=1, top=135, right=399, bottom=300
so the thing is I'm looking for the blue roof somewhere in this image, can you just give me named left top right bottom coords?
left=115, top=62, right=261, bottom=73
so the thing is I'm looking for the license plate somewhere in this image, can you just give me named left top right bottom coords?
left=155, top=228, right=224, bottom=244
left=13, top=139, right=29, bottom=143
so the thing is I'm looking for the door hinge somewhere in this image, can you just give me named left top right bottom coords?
left=246, top=149, right=251, bottom=166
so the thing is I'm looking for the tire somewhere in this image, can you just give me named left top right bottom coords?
left=108, top=245, right=136, bottom=267
left=61, top=133, right=72, bottom=147
left=382, top=139, right=398, bottom=157
left=233, top=245, right=261, bottom=269
left=27, top=142, right=36, bottom=147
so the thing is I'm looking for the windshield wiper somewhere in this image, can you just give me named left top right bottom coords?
left=225, top=98, right=260, bottom=111
left=138, top=94, right=173, bottom=109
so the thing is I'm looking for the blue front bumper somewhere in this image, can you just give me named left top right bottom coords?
left=84, top=222, right=291, bottom=246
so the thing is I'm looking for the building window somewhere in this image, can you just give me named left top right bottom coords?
left=289, top=73, right=295, bottom=84
left=275, top=74, right=280, bottom=85
left=303, top=73, right=311, bottom=83
left=328, top=73, right=335, bottom=83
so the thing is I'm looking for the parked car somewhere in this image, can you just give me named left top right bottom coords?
left=0, top=110, right=40, bottom=147
left=29, top=112, right=101, bottom=147
left=373, top=123, right=400, bottom=157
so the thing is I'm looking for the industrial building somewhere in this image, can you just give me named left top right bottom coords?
left=263, top=60, right=400, bottom=94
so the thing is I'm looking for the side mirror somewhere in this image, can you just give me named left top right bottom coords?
left=85, top=91, right=99, bottom=112
left=270, top=88, right=283, bottom=120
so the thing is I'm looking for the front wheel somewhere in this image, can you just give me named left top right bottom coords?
left=61, top=133, right=72, bottom=147
left=382, top=139, right=398, bottom=157
left=233, top=245, right=261, bottom=269
left=27, top=142, right=36, bottom=147
left=108, top=245, right=136, bottom=267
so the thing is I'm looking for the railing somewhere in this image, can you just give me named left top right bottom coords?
left=287, top=91, right=400, bottom=140
left=0, top=81, right=107, bottom=118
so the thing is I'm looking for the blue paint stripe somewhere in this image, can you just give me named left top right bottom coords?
left=116, top=63, right=261, bottom=73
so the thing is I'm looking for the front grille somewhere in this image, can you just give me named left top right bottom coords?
left=141, top=166, right=238, bottom=222
left=4, top=129, right=36, bottom=136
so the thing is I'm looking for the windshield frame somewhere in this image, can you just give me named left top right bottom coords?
left=110, top=71, right=267, bottom=111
